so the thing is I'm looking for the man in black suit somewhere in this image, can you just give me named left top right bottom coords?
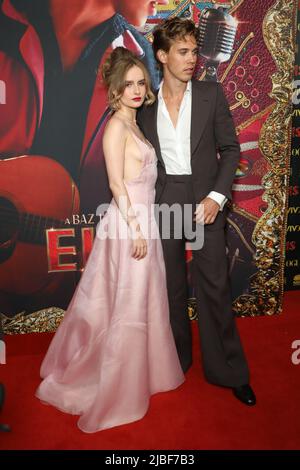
left=138, top=17, right=256, bottom=405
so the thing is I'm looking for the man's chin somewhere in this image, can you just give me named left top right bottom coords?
left=179, top=75, right=192, bottom=83
left=182, top=71, right=194, bottom=79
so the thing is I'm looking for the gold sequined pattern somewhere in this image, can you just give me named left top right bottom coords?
left=2, top=308, right=65, bottom=334
left=233, top=0, right=295, bottom=316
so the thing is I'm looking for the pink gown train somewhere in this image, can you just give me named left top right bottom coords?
left=36, top=130, right=184, bottom=432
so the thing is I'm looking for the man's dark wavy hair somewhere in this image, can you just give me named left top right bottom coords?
left=152, top=17, right=197, bottom=70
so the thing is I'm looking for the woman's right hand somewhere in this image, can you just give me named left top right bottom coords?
left=131, top=231, right=147, bottom=260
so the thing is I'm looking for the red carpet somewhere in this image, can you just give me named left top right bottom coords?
left=1, top=291, right=300, bottom=450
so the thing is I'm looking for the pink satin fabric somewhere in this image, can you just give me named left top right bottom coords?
left=36, top=132, right=184, bottom=432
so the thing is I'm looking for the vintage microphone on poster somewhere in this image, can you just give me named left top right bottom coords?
left=197, top=6, right=238, bottom=82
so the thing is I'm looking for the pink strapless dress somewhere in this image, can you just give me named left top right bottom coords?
left=36, top=131, right=184, bottom=433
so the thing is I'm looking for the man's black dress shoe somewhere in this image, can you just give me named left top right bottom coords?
left=232, top=384, right=256, bottom=406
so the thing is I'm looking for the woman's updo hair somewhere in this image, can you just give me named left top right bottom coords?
left=100, top=47, right=155, bottom=110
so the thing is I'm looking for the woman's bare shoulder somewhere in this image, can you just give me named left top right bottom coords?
left=105, top=114, right=128, bottom=134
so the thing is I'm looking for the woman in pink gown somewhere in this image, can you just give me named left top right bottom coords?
left=36, top=47, right=184, bottom=433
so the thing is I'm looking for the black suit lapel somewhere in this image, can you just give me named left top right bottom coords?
left=191, top=80, right=211, bottom=157
left=138, top=95, right=164, bottom=167
left=141, top=81, right=211, bottom=166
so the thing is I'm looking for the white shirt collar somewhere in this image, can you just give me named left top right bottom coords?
left=158, top=80, right=192, bottom=100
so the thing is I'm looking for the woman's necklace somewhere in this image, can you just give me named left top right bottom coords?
left=115, top=111, right=137, bottom=125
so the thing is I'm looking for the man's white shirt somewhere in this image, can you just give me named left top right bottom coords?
left=157, top=80, right=227, bottom=210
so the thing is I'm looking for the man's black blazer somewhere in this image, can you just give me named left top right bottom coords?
left=137, top=80, right=240, bottom=228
